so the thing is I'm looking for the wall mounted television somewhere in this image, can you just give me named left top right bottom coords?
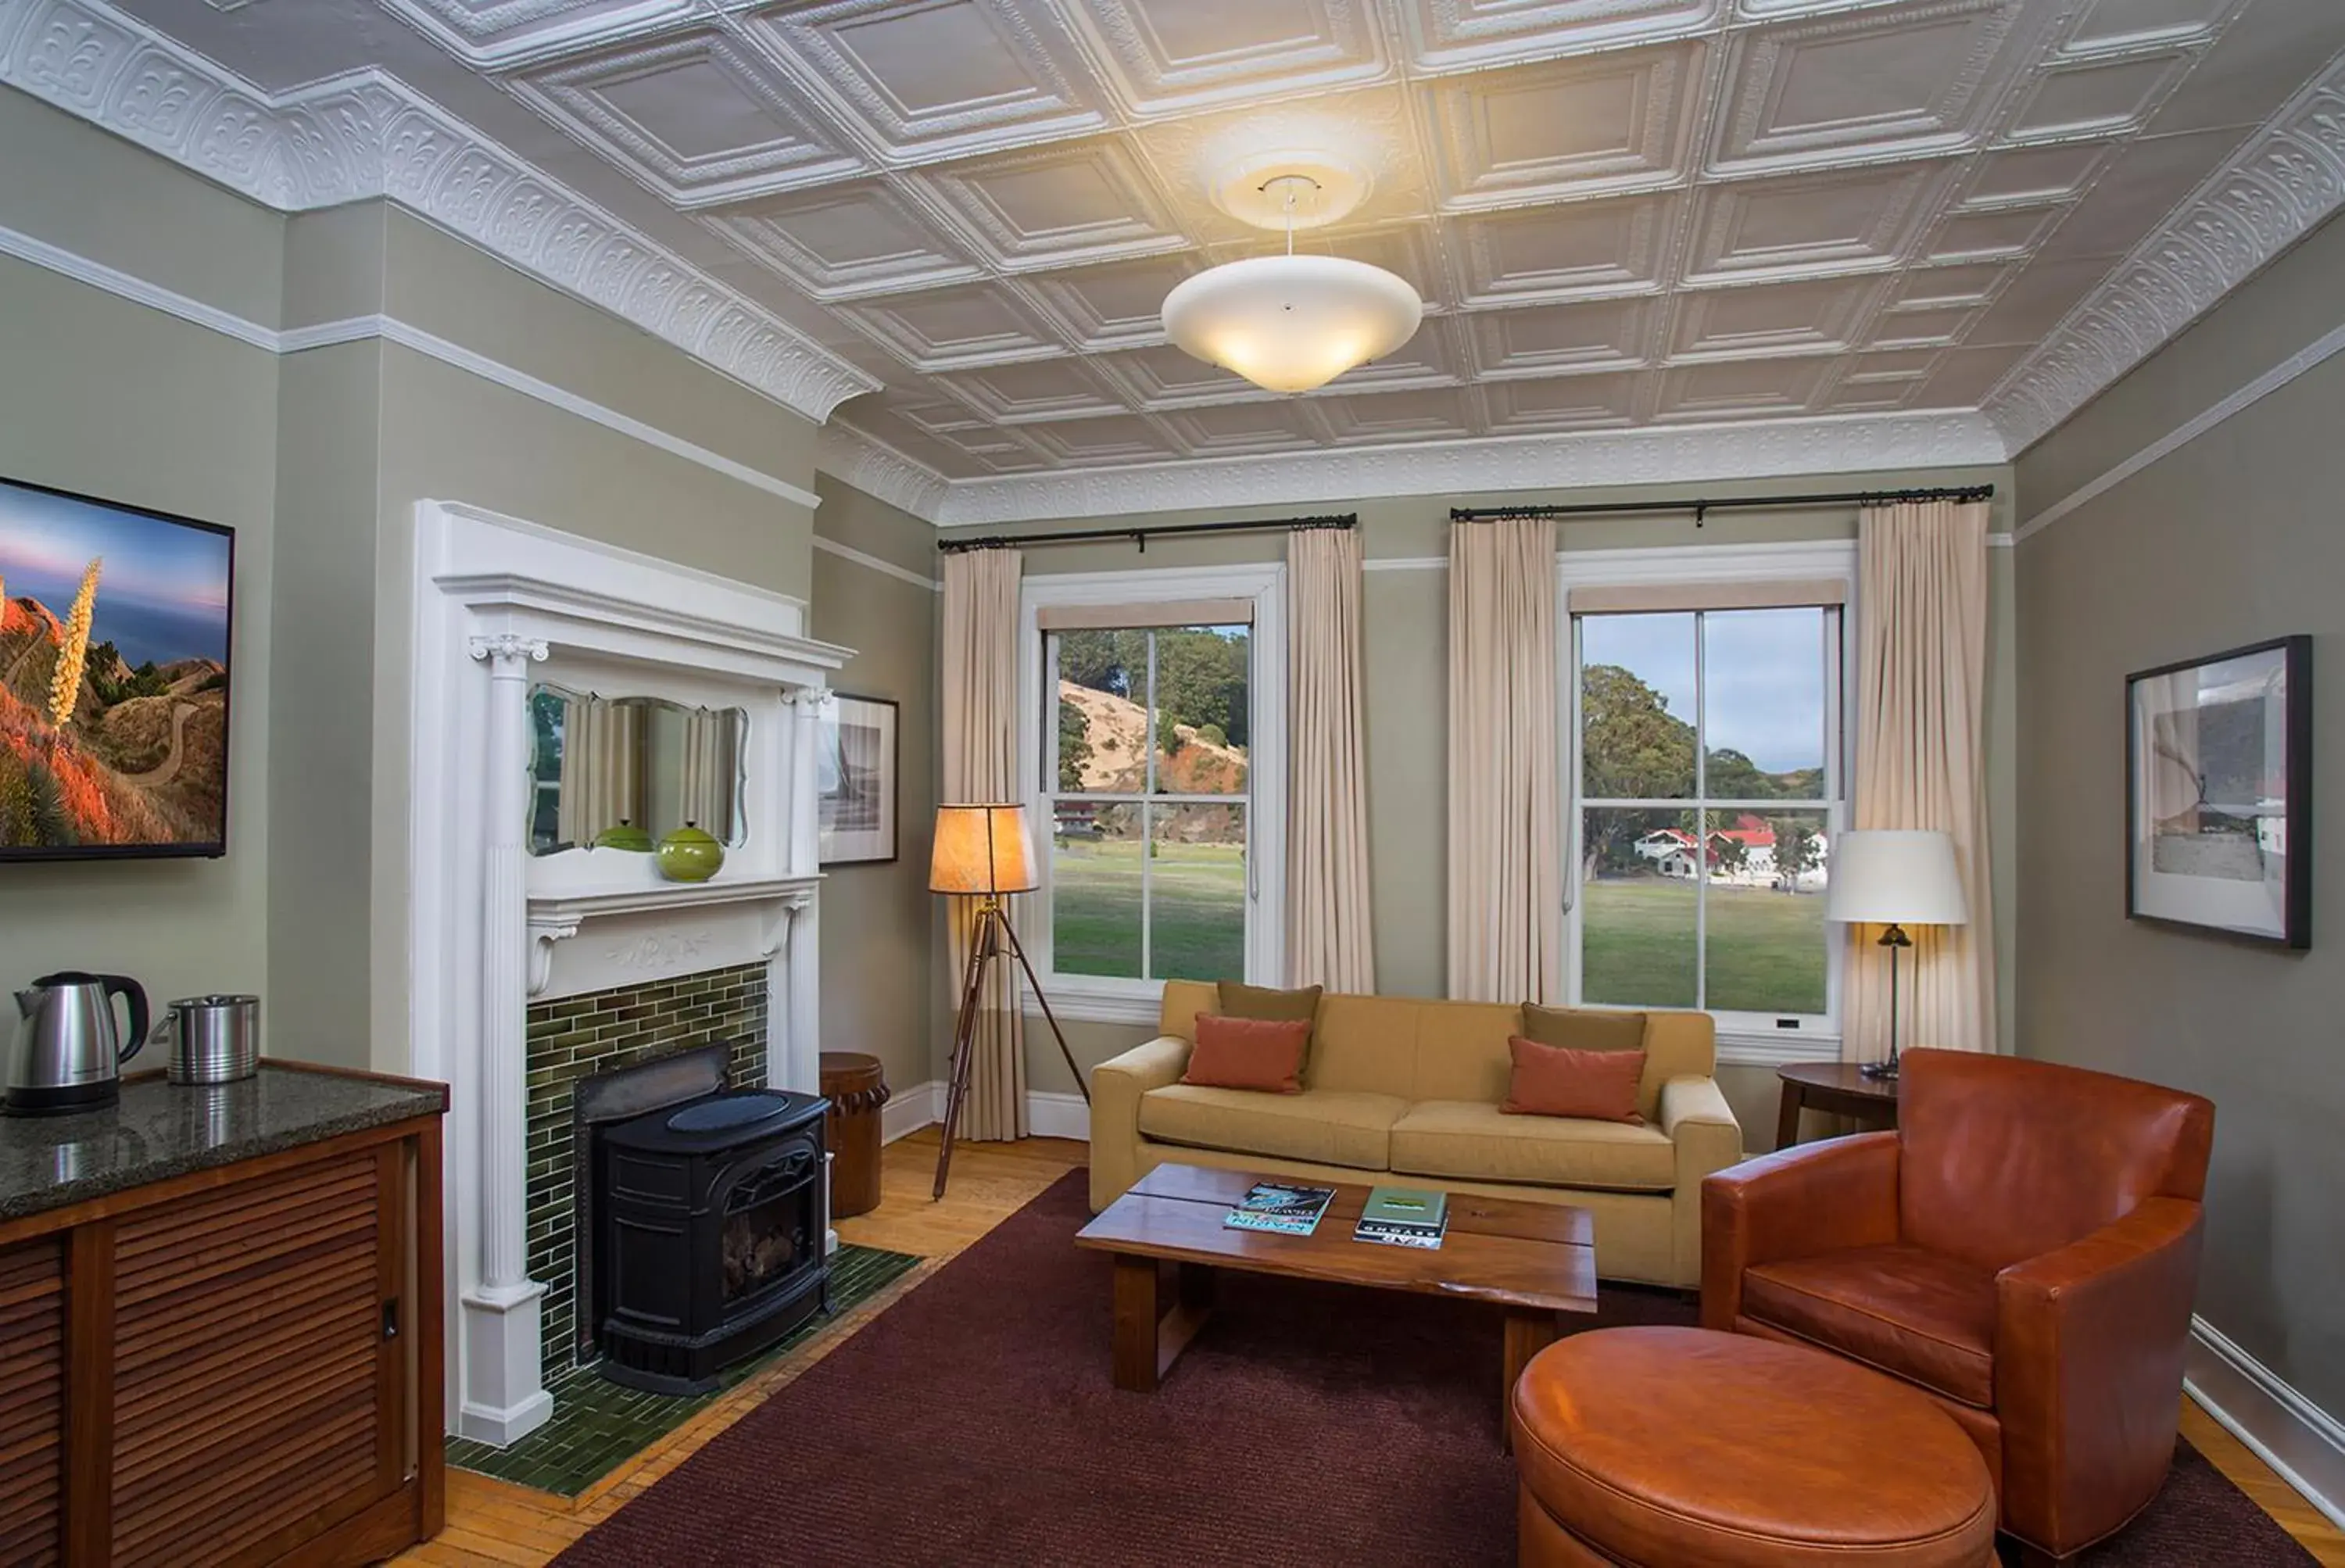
left=0, top=475, right=234, bottom=860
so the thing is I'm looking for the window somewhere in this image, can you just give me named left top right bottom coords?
left=1020, top=566, right=1287, bottom=1021
left=1563, top=546, right=1849, bottom=1044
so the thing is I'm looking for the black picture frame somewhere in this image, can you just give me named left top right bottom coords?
left=2125, top=635, right=2311, bottom=948
left=818, top=693, right=900, bottom=867
left=0, top=473, right=237, bottom=862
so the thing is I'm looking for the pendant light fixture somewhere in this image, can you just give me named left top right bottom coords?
left=1161, top=158, right=1423, bottom=396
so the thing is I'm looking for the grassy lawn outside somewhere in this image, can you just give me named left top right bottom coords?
left=1051, top=839, right=1247, bottom=981
left=1582, top=876, right=1827, bottom=1015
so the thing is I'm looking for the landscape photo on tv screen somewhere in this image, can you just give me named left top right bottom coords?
left=0, top=476, right=234, bottom=857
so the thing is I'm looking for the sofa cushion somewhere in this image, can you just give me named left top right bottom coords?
left=1139, top=1086, right=1405, bottom=1171
left=1741, top=1244, right=1998, bottom=1409
left=1526, top=1003, right=1713, bottom=1122
left=1389, top=1100, right=1676, bottom=1192
left=1181, top=1015, right=1309, bottom=1093
left=1502, top=1036, right=1645, bottom=1124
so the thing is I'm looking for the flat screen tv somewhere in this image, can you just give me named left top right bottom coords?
left=0, top=475, right=234, bottom=860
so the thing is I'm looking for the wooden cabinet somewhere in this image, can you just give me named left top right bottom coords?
left=0, top=1114, right=442, bottom=1567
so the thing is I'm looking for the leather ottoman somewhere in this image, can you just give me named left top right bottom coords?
left=1513, top=1326, right=1996, bottom=1567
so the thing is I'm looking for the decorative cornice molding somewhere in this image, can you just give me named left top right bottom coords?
left=814, top=424, right=952, bottom=522
left=0, top=0, right=879, bottom=424
left=928, top=410, right=2007, bottom=526
left=1985, top=49, right=2345, bottom=453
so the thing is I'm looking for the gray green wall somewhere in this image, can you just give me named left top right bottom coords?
left=808, top=476, right=942, bottom=1103
left=0, top=88, right=281, bottom=1024
left=942, top=469, right=2020, bottom=1149
left=2015, top=209, right=2345, bottom=1413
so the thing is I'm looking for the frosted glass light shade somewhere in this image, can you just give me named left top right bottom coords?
left=1825, top=830, right=1967, bottom=927
left=929, top=804, right=1037, bottom=896
left=1161, top=254, right=1423, bottom=394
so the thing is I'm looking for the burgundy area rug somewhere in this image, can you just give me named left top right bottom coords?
left=554, top=1172, right=2315, bottom=1568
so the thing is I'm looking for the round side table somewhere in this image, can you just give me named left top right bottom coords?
left=1774, top=1061, right=1899, bottom=1150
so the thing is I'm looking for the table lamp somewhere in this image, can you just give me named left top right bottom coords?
left=929, top=804, right=1086, bottom=1197
left=1824, top=830, right=1967, bottom=1080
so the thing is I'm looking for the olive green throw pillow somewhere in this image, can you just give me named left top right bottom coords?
left=1217, top=981, right=1323, bottom=1026
left=1520, top=1003, right=1649, bottom=1058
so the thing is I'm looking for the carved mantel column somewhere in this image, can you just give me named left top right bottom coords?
left=775, top=686, right=831, bottom=1095
left=462, top=631, right=554, bottom=1443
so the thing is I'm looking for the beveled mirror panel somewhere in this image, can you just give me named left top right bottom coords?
left=528, top=686, right=747, bottom=855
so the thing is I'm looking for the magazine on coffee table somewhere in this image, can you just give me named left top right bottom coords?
left=1355, top=1185, right=1448, bottom=1250
left=1223, top=1181, right=1337, bottom=1236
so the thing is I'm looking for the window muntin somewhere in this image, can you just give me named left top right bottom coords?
left=1573, top=604, right=1842, bottom=1022
left=1045, top=624, right=1251, bottom=984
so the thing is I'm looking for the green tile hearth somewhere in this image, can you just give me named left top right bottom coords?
left=445, top=1244, right=921, bottom=1496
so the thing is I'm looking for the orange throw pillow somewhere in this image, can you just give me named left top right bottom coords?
left=1502, top=1035, right=1646, bottom=1123
left=1182, top=1014, right=1311, bottom=1094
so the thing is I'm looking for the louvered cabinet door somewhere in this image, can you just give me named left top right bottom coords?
left=108, top=1148, right=401, bottom=1567
left=0, top=1236, right=66, bottom=1565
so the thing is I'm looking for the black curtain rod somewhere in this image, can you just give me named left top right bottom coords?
left=1450, top=484, right=1994, bottom=525
left=938, top=513, right=1357, bottom=556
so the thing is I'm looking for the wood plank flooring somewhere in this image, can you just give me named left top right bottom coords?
left=392, top=1130, right=2344, bottom=1566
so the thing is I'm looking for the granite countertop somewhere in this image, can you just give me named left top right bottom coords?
left=0, top=1064, right=446, bottom=1223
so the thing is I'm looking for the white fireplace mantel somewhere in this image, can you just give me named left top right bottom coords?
left=406, top=500, right=848, bottom=1448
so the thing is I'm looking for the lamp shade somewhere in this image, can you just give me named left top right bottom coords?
left=1824, top=830, right=1967, bottom=926
left=1162, top=254, right=1423, bottom=394
left=929, top=804, right=1037, bottom=897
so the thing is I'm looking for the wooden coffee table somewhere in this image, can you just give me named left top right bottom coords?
left=1075, top=1163, right=1596, bottom=1443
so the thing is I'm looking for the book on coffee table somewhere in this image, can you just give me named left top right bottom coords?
left=1223, top=1181, right=1337, bottom=1236
left=1355, top=1185, right=1448, bottom=1249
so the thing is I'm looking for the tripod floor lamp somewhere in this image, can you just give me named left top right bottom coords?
left=1824, top=829, right=1968, bottom=1081
left=930, top=804, right=1087, bottom=1199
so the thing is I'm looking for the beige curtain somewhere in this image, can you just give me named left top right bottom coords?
left=1287, top=527, right=1375, bottom=992
left=678, top=709, right=738, bottom=840
left=1847, top=499, right=1997, bottom=1061
left=558, top=696, right=643, bottom=844
left=941, top=547, right=1028, bottom=1140
left=1448, top=518, right=1563, bottom=1002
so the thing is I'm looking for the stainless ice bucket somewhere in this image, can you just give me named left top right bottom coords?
left=156, top=995, right=261, bottom=1085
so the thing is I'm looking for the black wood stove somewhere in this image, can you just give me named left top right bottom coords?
left=596, top=1087, right=829, bottom=1394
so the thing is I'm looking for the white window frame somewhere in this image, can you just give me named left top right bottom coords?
left=1558, top=540, right=1857, bottom=1068
left=1017, top=562, right=1288, bottom=1026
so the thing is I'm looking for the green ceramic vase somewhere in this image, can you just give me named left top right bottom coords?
left=657, top=822, right=725, bottom=882
left=592, top=818, right=654, bottom=853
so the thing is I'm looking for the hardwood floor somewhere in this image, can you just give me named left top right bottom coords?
left=394, top=1130, right=2345, bottom=1566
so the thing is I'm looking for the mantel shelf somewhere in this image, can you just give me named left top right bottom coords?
left=526, top=873, right=825, bottom=925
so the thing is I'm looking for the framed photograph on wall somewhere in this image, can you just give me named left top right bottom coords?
left=2126, top=635, right=2311, bottom=947
left=819, top=693, right=898, bottom=865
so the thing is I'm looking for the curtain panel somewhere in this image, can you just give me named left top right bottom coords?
left=1287, top=527, right=1376, bottom=992
left=1848, top=499, right=1998, bottom=1060
left=557, top=695, right=643, bottom=845
left=1447, top=517, right=1563, bottom=1003
left=941, top=547, right=1029, bottom=1140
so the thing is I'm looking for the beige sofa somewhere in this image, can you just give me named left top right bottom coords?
left=1089, top=980, right=1744, bottom=1287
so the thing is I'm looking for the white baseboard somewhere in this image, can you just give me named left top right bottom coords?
left=2185, top=1313, right=2345, bottom=1531
left=1026, top=1089, right=1090, bottom=1141
left=881, top=1079, right=943, bottom=1144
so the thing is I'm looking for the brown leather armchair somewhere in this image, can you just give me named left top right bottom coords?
left=1702, top=1049, right=2212, bottom=1566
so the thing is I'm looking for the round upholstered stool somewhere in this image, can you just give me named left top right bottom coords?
left=1512, top=1326, right=1996, bottom=1568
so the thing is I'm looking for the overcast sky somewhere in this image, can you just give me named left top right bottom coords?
left=1581, top=608, right=1826, bottom=776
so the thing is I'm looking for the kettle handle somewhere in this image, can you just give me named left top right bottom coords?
left=103, top=976, right=150, bottom=1067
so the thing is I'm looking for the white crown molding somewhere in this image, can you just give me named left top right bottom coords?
left=929, top=410, right=2007, bottom=527
left=815, top=423, right=952, bottom=522
left=2015, top=314, right=2345, bottom=542
left=811, top=534, right=941, bottom=592
left=1985, top=48, right=2345, bottom=454
left=0, top=218, right=827, bottom=510
left=0, top=0, right=879, bottom=424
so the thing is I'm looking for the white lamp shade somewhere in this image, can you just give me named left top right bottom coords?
left=1162, top=254, right=1423, bottom=395
left=1824, top=830, right=1967, bottom=926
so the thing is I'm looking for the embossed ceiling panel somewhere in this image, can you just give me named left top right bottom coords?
left=37, top=0, right=2345, bottom=519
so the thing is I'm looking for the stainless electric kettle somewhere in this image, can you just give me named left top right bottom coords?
left=9, top=972, right=149, bottom=1116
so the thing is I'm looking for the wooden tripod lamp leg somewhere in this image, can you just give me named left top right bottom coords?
left=996, top=911, right=1089, bottom=1107
left=933, top=904, right=999, bottom=1201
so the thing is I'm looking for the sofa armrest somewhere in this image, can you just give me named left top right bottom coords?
left=1994, top=1196, right=2205, bottom=1555
left=1662, top=1077, right=1743, bottom=1288
left=1086, top=1034, right=1191, bottom=1213
left=1699, top=1131, right=1899, bottom=1330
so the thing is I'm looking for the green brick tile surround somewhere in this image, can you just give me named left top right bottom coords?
left=525, top=962, right=768, bottom=1385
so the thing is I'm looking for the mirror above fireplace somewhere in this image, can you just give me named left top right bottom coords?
left=528, top=685, right=747, bottom=856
